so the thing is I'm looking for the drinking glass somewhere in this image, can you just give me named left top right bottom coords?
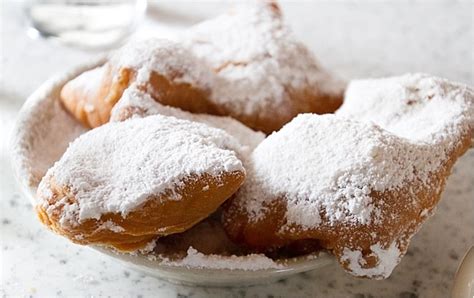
left=24, top=0, right=147, bottom=49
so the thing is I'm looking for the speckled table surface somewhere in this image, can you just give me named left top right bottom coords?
left=1, top=1, right=473, bottom=297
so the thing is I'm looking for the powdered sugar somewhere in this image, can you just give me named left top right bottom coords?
left=10, top=60, right=103, bottom=195
left=37, top=115, right=245, bottom=223
left=97, top=220, right=125, bottom=233
left=228, top=73, right=473, bottom=278
left=159, top=247, right=283, bottom=271
left=341, top=241, right=401, bottom=279
left=236, top=74, right=473, bottom=230
left=64, top=66, right=105, bottom=105
left=108, top=38, right=214, bottom=90
left=238, top=114, right=427, bottom=228
left=337, top=73, right=474, bottom=144
left=110, top=87, right=265, bottom=150
left=183, top=2, right=344, bottom=117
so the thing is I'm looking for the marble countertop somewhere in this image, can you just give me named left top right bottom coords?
left=1, top=1, right=472, bottom=297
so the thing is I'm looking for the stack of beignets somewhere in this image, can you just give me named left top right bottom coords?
left=35, top=1, right=474, bottom=280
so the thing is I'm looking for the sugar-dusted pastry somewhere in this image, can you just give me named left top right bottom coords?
left=337, top=73, right=474, bottom=140
left=183, top=1, right=345, bottom=133
left=110, top=86, right=265, bottom=150
left=60, top=39, right=217, bottom=128
left=222, top=74, right=473, bottom=279
left=36, top=115, right=246, bottom=251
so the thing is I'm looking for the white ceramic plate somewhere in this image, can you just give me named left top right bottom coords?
left=10, top=60, right=334, bottom=287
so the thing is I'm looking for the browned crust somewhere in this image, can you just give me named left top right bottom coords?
left=144, top=71, right=221, bottom=115
left=60, top=64, right=133, bottom=128
left=222, top=130, right=472, bottom=277
left=59, top=1, right=344, bottom=134
left=37, top=170, right=245, bottom=252
left=217, top=86, right=344, bottom=135
left=60, top=64, right=220, bottom=129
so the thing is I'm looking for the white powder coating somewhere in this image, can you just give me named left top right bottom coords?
left=10, top=59, right=104, bottom=196
left=239, top=114, right=443, bottom=227
left=160, top=247, right=284, bottom=271
left=64, top=66, right=105, bottom=106
left=231, top=73, right=473, bottom=278
left=182, top=2, right=344, bottom=116
left=37, top=115, right=245, bottom=223
left=237, top=73, right=473, bottom=229
left=97, top=220, right=125, bottom=233
left=341, top=241, right=401, bottom=279
left=108, top=38, right=214, bottom=90
left=110, top=87, right=265, bottom=150
left=337, top=73, right=474, bottom=144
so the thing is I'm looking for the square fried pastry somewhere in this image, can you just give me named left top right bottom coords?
left=222, top=74, right=473, bottom=279
left=37, top=115, right=246, bottom=251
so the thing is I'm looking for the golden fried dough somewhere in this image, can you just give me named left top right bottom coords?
left=60, top=3, right=345, bottom=133
left=222, top=74, right=473, bottom=279
left=183, top=2, right=345, bottom=133
left=36, top=115, right=246, bottom=251
left=60, top=39, right=217, bottom=128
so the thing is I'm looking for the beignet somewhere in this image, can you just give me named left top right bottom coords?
left=183, top=2, right=345, bottom=133
left=37, top=115, right=246, bottom=251
left=60, top=39, right=217, bottom=128
left=222, top=74, right=473, bottom=279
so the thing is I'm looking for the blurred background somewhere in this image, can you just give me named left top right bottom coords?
left=1, top=0, right=472, bottom=102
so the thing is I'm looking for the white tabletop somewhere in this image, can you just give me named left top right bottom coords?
left=1, top=1, right=473, bottom=297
